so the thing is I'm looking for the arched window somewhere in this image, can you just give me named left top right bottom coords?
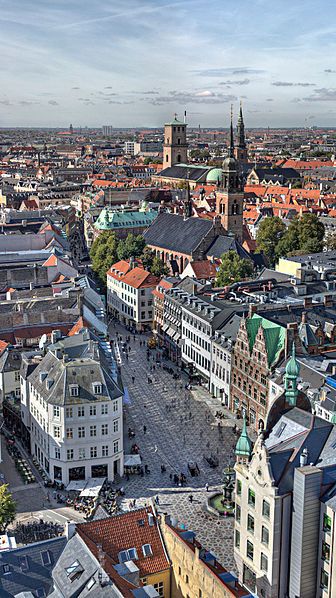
left=166, top=155, right=169, bottom=162
left=221, top=204, right=225, bottom=215
left=177, top=138, right=181, bottom=145
left=177, top=154, right=181, bottom=163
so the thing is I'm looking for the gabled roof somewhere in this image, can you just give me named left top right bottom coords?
left=43, top=254, right=58, bottom=267
left=246, top=314, right=285, bottom=366
left=77, top=506, right=170, bottom=578
left=144, top=212, right=214, bottom=255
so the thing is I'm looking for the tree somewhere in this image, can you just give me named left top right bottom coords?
left=116, top=234, right=146, bottom=261
left=256, top=216, right=286, bottom=266
left=216, top=251, right=254, bottom=287
left=0, top=484, right=16, bottom=531
left=297, top=213, right=324, bottom=252
left=150, top=256, right=169, bottom=277
left=90, top=231, right=119, bottom=288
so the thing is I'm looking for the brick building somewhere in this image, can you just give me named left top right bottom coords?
left=230, top=314, right=286, bottom=430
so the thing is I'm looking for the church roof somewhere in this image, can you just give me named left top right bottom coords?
left=156, top=164, right=209, bottom=181
left=144, top=212, right=214, bottom=254
left=206, top=236, right=251, bottom=261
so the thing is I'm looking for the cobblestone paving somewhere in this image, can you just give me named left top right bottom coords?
left=111, top=324, right=237, bottom=571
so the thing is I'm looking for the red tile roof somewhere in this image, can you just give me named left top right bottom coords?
left=77, top=506, right=170, bottom=578
left=188, top=260, right=218, bottom=279
left=67, top=317, right=86, bottom=336
left=43, top=254, right=58, bottom=267
left=0, top=340, right=9, bottom=355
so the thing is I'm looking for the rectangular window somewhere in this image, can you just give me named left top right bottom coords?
left=246, top=540, right=254, bottom=561
left=102, top=445, right=109, bottom=457
left=113, top=440, right=119, bottom=454
left=113, top=420, right=119, bottom=433
left=54, top=426, right=60, bottom=439
left=66, top=407, right=73, bottom=418
left=93, top=384, right=102, bottom=394
left=79, top=448, right=85, bottom=460
left=260, top=553, right=268, bottom=572
left=235, top=504, right=241, bottom=524
left=78, top=426, right=85, bottom=438
left=262, top=499, right=270, bottom=519
left=321, top=569, right=329, bottom=590
left=236, top=479, right=242, bottom=496
left=90, top=446, right=97, bottom=458
left=101, top=424, right=108, bottom=436
left=90, top=425, right=97, bottom=437
left=66, top=428, right=73, bottom=439
left=153, top=582, right=164, bottom=597
left=70, top=385, right=79, bottom=397
left=89, top=406, right=96, bottom=416
left=67, top=449, right=73, bottom=461
left=235, top=529, right=240, bottom=548
left=261, top=525, right=269, bottom=545
left=78, top=406, right=85, bottom=417
left=15, top=370, right=20, bottom=382
left=322, top=541, right=330, bottom=562
left=247, top=514, right=255, bottom=534
left=248, top=488, right=255, bottom=508
left=55, top=447, right=60, bottom=460
left=323, top=513, right=332, bottom=533
left=113, top=400, right=118, bottom=412
left=101, top=404, right=108, bottom=415
left=53, top=406, right=60, bottom=418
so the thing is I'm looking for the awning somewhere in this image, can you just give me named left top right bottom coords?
left=173, top=332, right=181, bottom=341
left=79, top=477, right=106, bottom=497
left=162, top=323, right=169, bottom=332
left=66, top=480, right=86, bottom=492
left=124, top=454, right=141, bottom=467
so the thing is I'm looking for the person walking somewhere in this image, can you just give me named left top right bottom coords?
left=143, top=425, right=147, bottom=434
left=132, top=376, right=135, bottom=384
left=189, top=494, right=193, bottom=503
left=205, top=482, right=209, bottom=492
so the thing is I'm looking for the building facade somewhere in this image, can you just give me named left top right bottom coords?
left=22, top=335, right=123, bottom=485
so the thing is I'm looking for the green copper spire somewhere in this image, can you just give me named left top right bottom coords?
left=285, top=343, right=300, bottom=406
left=235, top=415, right=252, bottom=460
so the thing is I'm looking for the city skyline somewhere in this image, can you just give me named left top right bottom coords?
left=0, top=0, right=336, bottom=127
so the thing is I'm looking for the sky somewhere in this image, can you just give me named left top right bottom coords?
left=0, top=0, right=336, bottom=128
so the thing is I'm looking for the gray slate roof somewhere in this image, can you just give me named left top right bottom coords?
left=144, top=213, right=214, bottom=254
left=0, top=536, right=66, bottom=598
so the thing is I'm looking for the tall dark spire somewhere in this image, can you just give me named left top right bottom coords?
left=229, top=104, right=234, bottom=158
left=237, top=101, right=246, bottom=150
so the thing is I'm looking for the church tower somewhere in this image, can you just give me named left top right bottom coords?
left=235, top=102, right=248, bottom=162
left=215, top=109, right=244, bottom=242
left=163, top=114, right=188, bottom=168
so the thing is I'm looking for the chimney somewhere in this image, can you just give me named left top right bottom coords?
left=300, top=448, right=308, bottom=467
left=65, top=520, right=76, bottom=540
left=301, top=311, right=307, bottom=324
left=324, top=294, right=333, bottom=307
left=248, top=303, right=258, bottom=318
left=303, top=297, right=313, bottom=309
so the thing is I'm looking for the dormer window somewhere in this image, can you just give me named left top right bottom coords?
left=69, top=385, right=79, bottom=397
left=93, top=383, right=102, bottom=395
left=142, top=544, right=153, bottom=557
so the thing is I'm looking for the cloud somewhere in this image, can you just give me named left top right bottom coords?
left=0, top=99, right=11, bottom=106
left=104, top=86, right=113, bottom=89
left=219, top=79, right=250, bottom=86
left=146, top=90, right=237, bottom=105
left=18, top=100, right=40, bottom=106
left=272, top=81, right=315, bottom=87
left=266, top=98, right=274, bottom=101
left=324, top=69, right=336, bottom=73
left=194, top=67, right=264, bottom=77
left=48, top=100, right=59, bottom=106
left=72, top=86, right=80, bottom=90
left=303, top=88, right=336, bottom=101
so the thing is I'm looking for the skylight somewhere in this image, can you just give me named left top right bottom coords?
left=142, top=544, right=153, bottom=557
left=275, top=422, right=287, bottom=438
left=41, top=551, right=51, bottom=566
left=65, top=560, right=84, bottom=582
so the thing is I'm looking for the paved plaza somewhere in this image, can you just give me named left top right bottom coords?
left=112, top=323, right=237, bottom=570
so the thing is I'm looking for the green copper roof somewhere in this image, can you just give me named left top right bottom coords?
left=165, top=117, right=186, bottom=126
left=246, top=314, right=286, bottom=367
left=94, top=209, right=157, bottom=231
left=206, top=168, right=223, bottom=183
left=286, top=343, right=300, bottom=377
left=235, top=416, right=252, bottom=457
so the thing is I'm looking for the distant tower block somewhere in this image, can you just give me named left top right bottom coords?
left=163, top=113, right=188, bottom=168
left=69, top=123, right=73, bottom=135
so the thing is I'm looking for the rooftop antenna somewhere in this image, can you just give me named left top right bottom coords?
left=184, top=110, right=187, bottom=124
